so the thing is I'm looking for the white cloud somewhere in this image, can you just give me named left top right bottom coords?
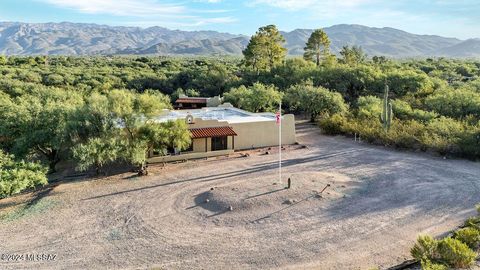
left=250, top=0, right=373, bottom=11
left=39, top=0, right=235, bottom=27
left=41, top=0, right=185, bottom=17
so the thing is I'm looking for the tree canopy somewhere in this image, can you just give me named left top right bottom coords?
left=303, top=29, right=331, bottom=66
left=224, top=83, right=282, bottom=113
left=243, top=25, right=287, bottom=73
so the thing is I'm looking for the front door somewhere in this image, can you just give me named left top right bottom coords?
left=211, top=136, right=228, bottom=151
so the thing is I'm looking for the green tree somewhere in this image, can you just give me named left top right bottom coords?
left=70, top=90, right=191, bottom=175
left=426, top=87, right=480, bottom=119
left=303, top=29, right=331, bottom=66
left=372, top=55, right=389, bottom=65
left=339, top=45, right=367, bottom=66
left=243, top=25, right=287, bottom=73
left=285, top=81, right=348, bottom=121
left=0, top=150, right=48, bottom=198
left=224, top=83, right=282, bottom=113
left=0, top=55, right=7, bottom=65
left=0, top=87, right=83, bottom=172
left=108, top=90, right=191, bottom=175
left=357, top=95, right=382, bottom=119
left=72, top=137, right=123, bottom=175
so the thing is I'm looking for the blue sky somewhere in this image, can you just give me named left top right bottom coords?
left=0, top=0, right=479, bottom=39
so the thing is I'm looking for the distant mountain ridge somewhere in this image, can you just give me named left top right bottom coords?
left=0, top=21, right=479, bottom=58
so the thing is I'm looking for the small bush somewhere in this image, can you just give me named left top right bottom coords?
left=464, top=216, right=480, bottom=228
left=420, top=259, right=447, bottom=270
left=437, top=237, right=476, bottom=268
left=411, top=235, right=438, bottom=261
left=454, top=227, right=480, bottom=249
left=318, top=114, right=348, bottom=135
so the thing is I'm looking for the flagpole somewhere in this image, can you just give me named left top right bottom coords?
left=279, top=101, right=282, bottom=184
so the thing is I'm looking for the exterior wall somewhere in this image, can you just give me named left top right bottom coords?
left=230, top=114, right=296, bottom=150
left=192, top=137, right=208, bottom=152
left=147, top=113, right=296, bottom=163
left=185, top=115, right=296, bottom=151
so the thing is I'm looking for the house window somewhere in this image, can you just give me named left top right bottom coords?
left=211, top=136, right=228, bottom=151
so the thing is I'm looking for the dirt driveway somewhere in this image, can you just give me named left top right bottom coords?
left=1, top=122, right=480, bottom=270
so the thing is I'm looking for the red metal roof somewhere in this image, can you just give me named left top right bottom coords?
left=176, top=97, right=208, bottom=104
left=189, top=126, right=237, bottom=139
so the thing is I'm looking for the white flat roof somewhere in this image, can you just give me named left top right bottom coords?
left=156, top=107, right=277, bottom=124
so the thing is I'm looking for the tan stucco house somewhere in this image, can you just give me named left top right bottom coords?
left=147, top=104, right=296, bottom=163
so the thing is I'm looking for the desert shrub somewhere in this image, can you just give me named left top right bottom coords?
left=454, top=227, right=480, bottom=249
left=411, top=235, right=439, bottom=261
left=457, top=126, right=480, bottom=159
left=392, top=99, right=438, bottom=122
left=420, top=259, right=447, bottom=270
left=357, top=95, right=382, bottom=119
left=420, top=117, right=459, bottom=154
left=437, top=237, right=476, bottom=268
left=386, top=120, right=425, bottom=149
left=464, top=216, right=480, bottom=229
left=319, top=110, right=479, bottom=159
left=318, top=114, right=349, bottom=135
left=0, top=150, right=48, bottom=198
left=426, top=87, right=480, bottom=119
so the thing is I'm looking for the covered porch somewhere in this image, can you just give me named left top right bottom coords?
left=147, top=126, right=237, bottom=164
left=189, top=126, right=237, bottom=152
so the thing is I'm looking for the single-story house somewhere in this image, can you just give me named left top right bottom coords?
left=148, top=104, right=296, bottom=163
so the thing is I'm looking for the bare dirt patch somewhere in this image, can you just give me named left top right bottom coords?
left=1, top=122, right=479, bottom=270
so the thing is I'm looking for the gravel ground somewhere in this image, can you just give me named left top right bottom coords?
left=1, top=122, right=479, bottom=270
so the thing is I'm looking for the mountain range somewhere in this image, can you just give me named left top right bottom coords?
left=0, top=21, right=479, bottom=58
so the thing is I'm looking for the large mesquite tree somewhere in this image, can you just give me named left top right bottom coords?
left=0, top=87, right=83, bottom=172
left=72, top=90, right=191, bottom=175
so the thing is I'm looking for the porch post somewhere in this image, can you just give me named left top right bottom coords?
left=232, top=135, right=235, bottom=150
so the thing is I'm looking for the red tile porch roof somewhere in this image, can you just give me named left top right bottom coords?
left=189, top=126, right=237, bottom=139
left=175, top=97, right=208, bottom=104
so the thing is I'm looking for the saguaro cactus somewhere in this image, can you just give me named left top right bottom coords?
left=380, top=84, right=393, bottom=131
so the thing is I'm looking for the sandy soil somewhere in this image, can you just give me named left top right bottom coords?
left=1, top=122, right=480, bottom=270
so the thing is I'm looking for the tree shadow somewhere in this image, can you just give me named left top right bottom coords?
left=0, top=183, right=58, bottom=211
left=82, top=148, right=380, bottom=201
left=26, top=184, right=58, bottom=207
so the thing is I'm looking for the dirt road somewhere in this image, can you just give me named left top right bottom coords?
left=1, top=123, right=479, bottom=269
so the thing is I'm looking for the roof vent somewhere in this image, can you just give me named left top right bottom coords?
left=185, top=114, right=194, bottom=124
